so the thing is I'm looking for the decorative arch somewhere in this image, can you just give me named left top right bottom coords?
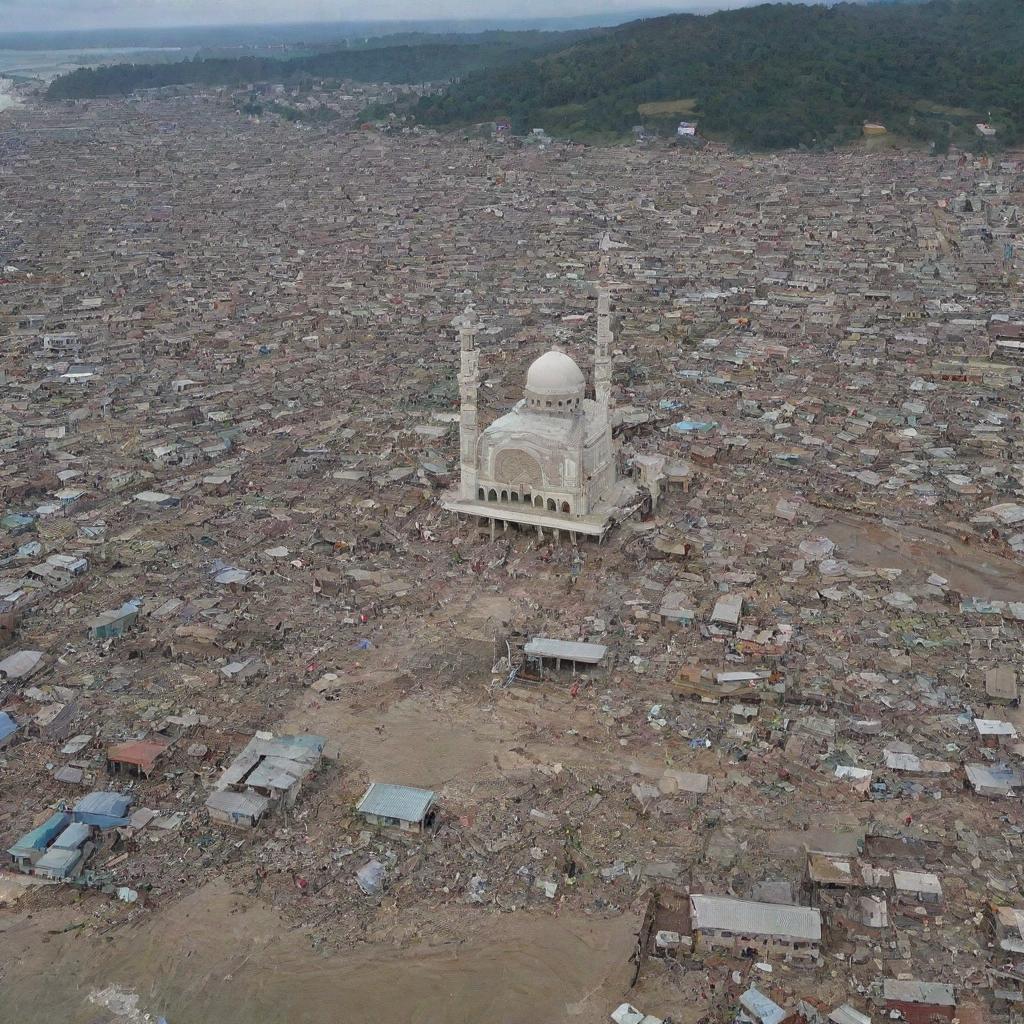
left=488, top=489, right=497, bottom=501
left=561, top=501, right=571, bottom=514
left=493, top=448, right=543, bottom=490
left=546, top=498, right=556, bottom=511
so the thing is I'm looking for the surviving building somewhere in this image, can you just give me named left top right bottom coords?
left=443, top=286, right=638, bottom=541
left=689, top=893, right=822, bottom=961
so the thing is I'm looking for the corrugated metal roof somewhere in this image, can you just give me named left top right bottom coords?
left=74, top=791, right=132, bottom=818
left=690, top=894, right=821, bottom=942
left=206, top=789, right=270, bottom=819
left=357, top=783, right=435, bottom=823
left=893, top=869, right=942, bottom=894
left=523, top=638, right=608, bottom=662
left=107, top=738, right=171, bottom=769
left=828, top=1004, right=872, bottom=1024
left=882, top=979, right=955, bottom=1005
left=966, top=763, right=1024, bottom=790
left=52, top=821, right=91, bottom=849
left=0, top=650, right=43, bottom=679
left=7, top=811, right=70, bottom=856
left=34, top=845, right=82, bottom=875
left=739, top=987, right=787, bottom=1024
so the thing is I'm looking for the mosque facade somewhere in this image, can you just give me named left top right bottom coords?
left=443, top=289, right=636, bottom=541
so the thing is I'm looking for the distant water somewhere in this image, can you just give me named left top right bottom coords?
left=0, top=47, right=182, bottom=82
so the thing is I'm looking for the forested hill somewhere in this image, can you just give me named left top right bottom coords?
left=416, top=0, right=1024, bottom=149
left=45, top=31, right=593, bottom=100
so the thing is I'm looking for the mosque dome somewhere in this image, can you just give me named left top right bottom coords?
left=524, top=350, right=585, bottom=409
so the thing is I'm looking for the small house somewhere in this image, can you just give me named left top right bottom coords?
left=989, top=904, right=1024, bottom=963
left=522, top=637, right=608, bottom=679
left=659, top=591, right=696, bottom=626
left=827, top=1006, right=870, bottom=1024
left=87, top=601, right=140, bottom=640
left=133, top=489, right=180, bottom=510
left=689, top=893, right=821, bottom=961
left=7, top=811, right=71, bottom=872
left=72, top=791, right=132, bottom=829
left=206, top=789, right=270, bottom=830
left=739, top=987, right=790, bottom=1024
left=32, top=821, right=92, bottom=880
left=710, top=593, right=744, bottom=631
left=106, top=736, right=172, bottom=777
left=973, top=718, right=1017, bottom=747
left=892, top=869, right=943, bottom=911
left=965, top=763, right=1024, bottom=797
left=356, top=783, right=436, bottom=834
left=206, top=732, right=325, bottom=829
left=985, top=666, right=1018, bottom=706
left=882, top=980, right=955, bottom=1024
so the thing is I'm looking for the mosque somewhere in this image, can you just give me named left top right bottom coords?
left=442, top=287, right=639, bottom=542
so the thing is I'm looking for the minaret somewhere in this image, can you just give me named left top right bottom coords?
left=595, top=233, right=613, bottom=420
left=595, top=287, right=613, bottom=418
left=457, top=307, right=480, bottom=500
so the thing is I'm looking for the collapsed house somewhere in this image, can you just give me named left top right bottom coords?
left=205, top=732, right=326, bottom=829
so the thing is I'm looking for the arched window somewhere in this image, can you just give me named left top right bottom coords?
left=561, top=501, right=570, bottom=514
left=546, top=498, right=556, bottom=511
left=488, top=489, right=497, bottom=501
left=511, top=492, right=519, bottom=502
left=534, top=495, right=543, bottom=507
left=477, top=487, right=484, bottom=500
left=501, top=490, right=508, bottom=502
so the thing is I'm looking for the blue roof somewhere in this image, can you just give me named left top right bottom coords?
left=73, top=791, right=132, bottom=826
left=75, top=792, right=132, bottom=816
left=8, top=811, right=70, bottom=856
left=671, top=419, right=717, bottom=433
left=739, top=987, right=788, bottom=1024
left=0, top=711, right=18, bottom=742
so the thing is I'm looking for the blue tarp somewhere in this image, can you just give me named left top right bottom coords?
left=73, top=791, right=132, bottom=829
left=670, top=419, right=716, bottom=434
left=0, top=711, right=18, bottom=743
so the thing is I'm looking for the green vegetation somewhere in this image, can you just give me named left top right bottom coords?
left=637, top=99, right=697, bottom=117
left=46, top=31, right=592, bottom=100
left=414, top=0, right=1024, bottom=150
left=43, top=1, right=1024, bottom=151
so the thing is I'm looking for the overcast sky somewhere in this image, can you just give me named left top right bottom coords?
left=2, top=0, right=759, bottom=34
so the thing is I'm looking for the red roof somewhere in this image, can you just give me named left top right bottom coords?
left=107, top=738, right=171, bottom=772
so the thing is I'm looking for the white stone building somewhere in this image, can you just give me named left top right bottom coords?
left=443, top=288, right=637, bottom=541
